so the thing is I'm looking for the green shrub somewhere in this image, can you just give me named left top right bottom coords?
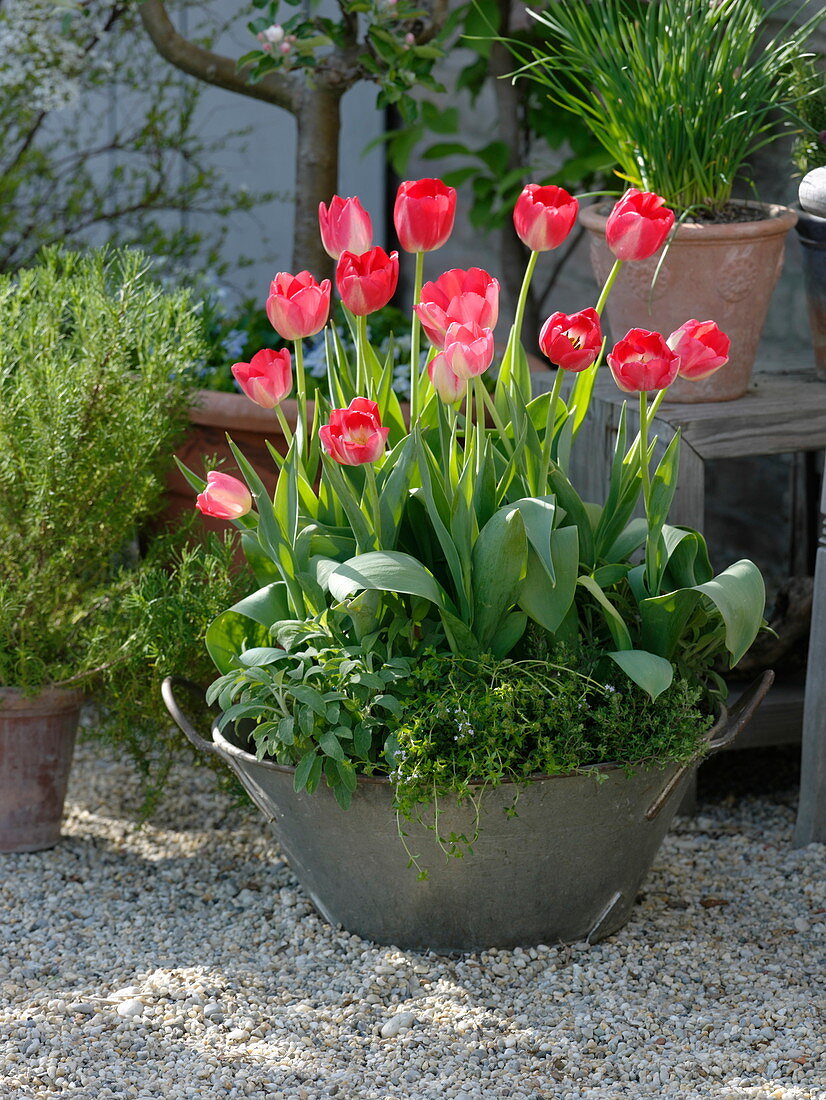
left=0, top=246, right=201, bottom=689
left=84, top=529, right=250, bottom=815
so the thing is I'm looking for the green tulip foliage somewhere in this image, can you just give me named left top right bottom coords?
left=182, top=187, right=766, bottom=806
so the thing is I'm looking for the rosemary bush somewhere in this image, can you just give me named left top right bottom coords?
left=84, top=530, right=250, bottom=814
left=512, top=0, right=821, bottom=214
left=0, top=247, right=202, bottom=690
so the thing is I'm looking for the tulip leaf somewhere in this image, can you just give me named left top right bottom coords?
left=205, top=582, right=291, bottom=674
left=417, top=435, right=471, bottom=618
left=226, top=435, right=284, bottom=563
left=545, top=461, right=595, bottom=567
left=376, top=432, right=417, bottom=545
left=577, top=574, right=633, bottom=651
left=273, top=437, right=300, bottom=545
left=491, top=611, right=528, bottom=659
left=326, top=550, right=449, bottom=609
left=568, top=358, right=601, bottom=436
left=471, top=506, right=528, bottom=649
left=241, top=531, right=282, bottom=587
left=607, top=649, right=674, bottom=701
left=173, top=455, right=207, bottom=494
left=639, top=559, right=765, bottom=663
left=472, top=442, right=498, bottom=528
left=517, top=525, right=579, bottom=634
left=554, top=407, right=576, bottom=471
left=319, top=453, right=374, bottom=553
left=500, top=495, right=557, bottom=582
left=604, top=516, right=648, bottom=563
left=660, top=525, right=713, bottom=588
left=647, top=429, right=681, bottom=534
left=440, top=608, right=481, bottom=658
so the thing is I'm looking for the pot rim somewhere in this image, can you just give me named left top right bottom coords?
left=210, top=705, right=726, bottom=786
left=188, top=389, right=304, bottom=432
left=580, top=199, right=798, bottom=242
left=0, top=685, right=85, bottom=716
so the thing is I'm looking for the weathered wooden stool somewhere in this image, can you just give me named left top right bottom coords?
left=795, top=465, right=826, bottom=845
left=568, top=371, right=826, bottom=827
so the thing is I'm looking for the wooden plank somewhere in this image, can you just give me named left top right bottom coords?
left=723, top=676, right=804, bottom=750
left=592, top=372, right=826, bottom=459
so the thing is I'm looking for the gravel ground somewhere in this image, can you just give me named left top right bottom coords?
left=1, top=738, right=824, bottom=1100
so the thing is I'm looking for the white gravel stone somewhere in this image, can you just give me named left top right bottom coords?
left=380, top=1011, right=417, bottom=1038
left=0, top=738, right=823, bottom=1100
left=116, top=998, right=146, bottom=1018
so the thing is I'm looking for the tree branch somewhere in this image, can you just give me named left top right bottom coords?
left=139, top=0, right=297, bottom=111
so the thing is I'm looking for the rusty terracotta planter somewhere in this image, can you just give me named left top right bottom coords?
left=580, top=201, right=798, bottom=403
left=162, top=390, right=299, bottom=538
left=0, top=687, right=83, bottom=852
left=163, top=367, right=553, bottom=536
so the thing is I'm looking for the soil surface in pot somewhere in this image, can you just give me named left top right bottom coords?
left=679, top=202, right=782, bottom=225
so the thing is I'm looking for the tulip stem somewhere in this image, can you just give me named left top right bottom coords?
left=594, top=259, right=622, bottom=317
left=364, top=462, right=383, bottom=548
left=275, top=403, right=293, bottom=448
left=512, top=250, right=538, bottom=347
left=639, top=390, right=656, bottom=593
left=626, top=387, right=666, bottom=467
left=638, top=391, right=651, bottom=502
left=541, top=366, right=566, bottom=492
left=294, top=339, right=307, bottom=459
left=410, top=250, right=425, bottom=424
left=479, top=385, right=513, bottom=456
left=473, top=377, right=486, bottom=473
left=356, top=313, right=368, bottom=397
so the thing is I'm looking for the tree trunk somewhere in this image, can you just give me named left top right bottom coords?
left=293, top=84, right=344, bottom=279
left=489, top=0, right=538, bottom=340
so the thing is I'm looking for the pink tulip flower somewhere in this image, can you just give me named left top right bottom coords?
left=428, top=353, right=466, bottom=403
left=394, top=178, right=457, bottom=253
left=513, top=184, right=579, bottom=252
left=604, top=189, right=675, bottom=262
left=231, top=348, right=292, bottom=409
left=415, top=268, right=500, bottom=349
left=336, top=247, right=399, bottom=317
left=539, top=308, right=603, bottom=372
left=608, top=328, right=681, bottom=392
left=196, top=471, right=252, bottom=520
left=318, top=196, right=373, bottom=261
left=319, top=397, right=390, bottom=466
left=667, top=319, right=731, bottom=381
left=443, top=321, right=495, bottom=381
left=266, top=271, right=331, bottom=341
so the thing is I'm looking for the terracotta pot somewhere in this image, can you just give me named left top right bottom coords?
left=162, top=364, right=554, bottom=537
left=163, top=390, right=300, bottom=538
left=794, top=204, right=826, bottom=381
left=0, top=687, right=84, bottom=852
left=580, top=201, right=798, bottom=403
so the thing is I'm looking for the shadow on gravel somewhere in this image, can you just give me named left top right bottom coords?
left=697, top=744, right=800, bottom=809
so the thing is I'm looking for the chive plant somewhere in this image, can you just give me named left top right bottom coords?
left=511, top=0, right=822, bottom=215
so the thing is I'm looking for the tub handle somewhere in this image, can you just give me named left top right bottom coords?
left=645, top=669, right=774, bottom=821
left=161, top=676, right=220, bottom=757
left=706, top=669, right=774, bottom=755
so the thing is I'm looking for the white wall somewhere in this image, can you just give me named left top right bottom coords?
left=174, top=2, right=388, bottom=302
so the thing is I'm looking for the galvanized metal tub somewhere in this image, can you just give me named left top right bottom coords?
left=163, top=673, right=772, bottom=952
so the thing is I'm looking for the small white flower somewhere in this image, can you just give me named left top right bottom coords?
left=263, top=23, right=285, bottom=44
